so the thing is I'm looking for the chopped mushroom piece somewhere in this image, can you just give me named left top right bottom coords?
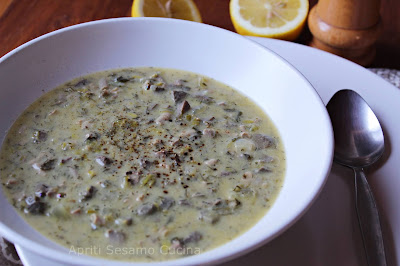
left=191, top=192, right=205, bottom=198
left=98, top=77, right=108, bottom=90
left=60, top=157, right=72, bottom=164
left=5, top=178, right=18, bottom=188
left=124, top=173, right=140, bottom=187
left=137, top=203, right=157, bottom=216
left=115, top=218, right=133, bottom=226
left=255, top=167, right=272, bottom=173
left=68, top=166, right=79, bottom=178
left=80, top=186, right=97, bottom=202
left=32, top=130, right=47, bottom=143
left=240, top=132, right=250, bottom=138
left=70, top=208, right=81, bottom=215
left=46, top=187, right=59, bottom=197
left=158, top=226, right=170, bottom=237
left=115, top=76, right=130, bottom=83
left=96, top=156, right=113, bottom=167
left=171, top=238, right=184, bottom=249
left=178, top=199, right=191, bottom=206
left=204, top=159, right=218, bottom=168
left=99, top=88, right=110, bottom=98
left=146, top=103, right=159, bottom=114
left=90, top=213, right=104, bottom=227
left=176, top=100, right=191, bottom=116
left=210, top=198, right=241, bottom=215
left=194, top=95, right=214, bottom=104
left=179, top=128, right=198, bottom=138
left=48, top=110, right=58, bottom=116
left=85, top=132, right=100, bottom=141
left=139, top=159, right=152, bottom=169
left=159, top=197, right=175, bottom=211
left=220, top=170, right=237, bottom=177
left=234, top=139, right=256, bottom=153
left=33, top=159, right=56, bottom=171
left=240, top=153, right=252, bottom=160
left=40, top=159, right=56, bottom=170
left=75, top=79, right=88, bottom=87
left=25, top=201, right=47, bottom=215
left=172, top=90, right=188, bottom=103
left=243, top=171, right=253, bottom=179
left=256, top=155, right=274, bottom=163
left=251, top=134, right=276, bottom=149
left=154, top=150, right=167, bottom=159
left=198, top=210, right=219, bottom=224
left=155, top=112, right=172, bottom=125
left=151, top=84, right=165, bottom=92
left=183, top=231, right=203, bottom=244
left=105, top=229, right=126, bottom=244
left=170, top=137, right=182, bottom=146
left=167, top=83, right=191, bottom=91
left=202, top=128, right=216, bottom=138
left=35, top=184, right=49, bottom=197
left=151, top=138, right=163, bottom=146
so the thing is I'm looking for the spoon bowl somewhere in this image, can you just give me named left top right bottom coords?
left=327, top=89, right=384, bottom=168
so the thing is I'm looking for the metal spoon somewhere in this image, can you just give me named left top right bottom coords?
left=327, top=89, right=387, bottom=266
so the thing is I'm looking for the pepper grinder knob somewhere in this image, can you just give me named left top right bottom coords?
left=308, top=0, right=382, bottom=66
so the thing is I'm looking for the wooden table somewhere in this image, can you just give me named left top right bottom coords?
left=0, top=0, right=399, bottom=69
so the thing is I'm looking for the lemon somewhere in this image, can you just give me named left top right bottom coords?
left=131, top=0, right=202, bottom=23
left=229, top=0, right=309, bottom=41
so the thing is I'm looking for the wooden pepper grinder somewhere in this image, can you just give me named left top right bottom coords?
left=308, top=0, right=382, bottom=66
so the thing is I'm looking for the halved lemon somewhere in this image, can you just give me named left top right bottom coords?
left=229, top=0, right=309, bottom=41
left=131, top=0, right=202, bottom=23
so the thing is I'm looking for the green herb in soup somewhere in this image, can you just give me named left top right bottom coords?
left=0, top=67, right=285, bottom=261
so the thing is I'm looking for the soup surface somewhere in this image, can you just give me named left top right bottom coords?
left=0, top=67, right=285, bottom=261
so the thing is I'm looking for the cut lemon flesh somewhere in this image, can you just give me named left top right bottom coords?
left=132, top=0, right=202, bottom=23
left=230, top=0, right=308, bottom=40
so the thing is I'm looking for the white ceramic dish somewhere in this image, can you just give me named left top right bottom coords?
left=0, top=18, right=333, bottom=265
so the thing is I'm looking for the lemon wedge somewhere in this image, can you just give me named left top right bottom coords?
left=131, top=0, right=202, bottom=22
left=229, top=0, right=309, bottom=41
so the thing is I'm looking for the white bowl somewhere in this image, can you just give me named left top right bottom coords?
left=0, top=18, right=333, bottom=265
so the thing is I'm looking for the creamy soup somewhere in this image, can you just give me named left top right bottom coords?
left=0, top=68, right=285, bottom=261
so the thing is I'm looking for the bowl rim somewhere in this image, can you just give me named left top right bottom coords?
left=0, top=17, right=334, bottom=265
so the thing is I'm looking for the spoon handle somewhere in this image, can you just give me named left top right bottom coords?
left=354, top=168, right=387, bottom=266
